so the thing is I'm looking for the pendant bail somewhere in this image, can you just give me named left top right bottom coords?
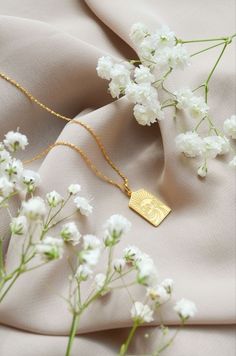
left=124, top=180, right=132, bottom=197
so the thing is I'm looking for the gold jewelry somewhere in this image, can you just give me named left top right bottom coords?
left=0, top=71, right=171, bottom=226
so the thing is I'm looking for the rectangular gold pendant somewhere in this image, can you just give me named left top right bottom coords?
left=129, top=189, right=171, bottom=227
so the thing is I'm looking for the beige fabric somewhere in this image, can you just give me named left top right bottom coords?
left=0, top=324, right=235, bottom=356
left=0, top=0, right=235, bottom=355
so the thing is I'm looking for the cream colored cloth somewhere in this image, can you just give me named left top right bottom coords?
left=0, top=0, right=235, bottom=355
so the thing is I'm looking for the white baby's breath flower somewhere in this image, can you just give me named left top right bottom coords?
left=217, top=136, right=230, bottom=155
left=123, top=245, right=142, bottom=263
left=110, top=63, right=131, bottom=87
left=10, top=215, right=28, bottom=235
left=112, top=258, right=126, bottom=273
left=0, top=176, right=14, bottom=197
left=161, top=278, right=174, bottom=294
left=74, top=196, right=93, bottom=216
left=174, top=88, right=194, bottom=110
left=134, top=65, right=155, bottom=84
left=131, top=301, right=154, bottom=323
left=153, top=45, right=190, bottom=72
left=80, top=248, right=101, bottom=266
left=197, top=163, right=208, bottom=178
left=167, top=44, right=190, bottom=69
left=75, top=264, right=93, bottom=281
left=108, top=80, right=121, bottom=99
left=138, top=35, right=157, bottom=65
left=203, top=136, right=221, bottom=159
left=61, top=222, right=81, bottom=246
left=223, top=115, right=236, bottom=139
left=229, top=156, right=236, bottom=167
left=130, top=23, right=149, bottom=45
left=125, top=82, right=140, bottom=103
left=96, top=56, right=113, bottom=80
left=83, top=234, right=101, bottom=250
left=35, top=236, right=64, bottom=261
left=175, top=131, right=204, bottom=157
left=203, top=135, right=230, bottom=159
left=146, top=285, right=170, bottom=304
left=22, top=197, right=47, bottom=220
left=174, top=298, right=197, bottom=320
left=94, top=273, right=106, bottom=291
left=103, top=214, right=131, bottom=246
left=3, top=131, right=28, bottom=152
left=0, top=149, right=11, bottom=167
left=125, top=82, right=157, bottom=106
left=174, top=89, right=208, bottom=119
left=46, top=190, right=63, bottom=208
left=188, top=96, right=209, bottom=119
left=68, top=184, right=81, bottom=195
left=22, top=169, right=41, bottom=193
left=4, top=158, right=23, bottom=182
left=136, top=254, right=158, bottom=286
left=134, top=103, right=164, bottom=126
left=153, top=25, right=176, bottom=48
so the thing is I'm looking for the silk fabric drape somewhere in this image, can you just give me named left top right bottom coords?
left=0, top=0, right=235, bottom=355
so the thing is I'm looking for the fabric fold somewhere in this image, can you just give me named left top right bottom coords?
left=0, top=0, right=235, bottom=354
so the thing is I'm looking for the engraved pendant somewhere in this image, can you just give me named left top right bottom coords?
left=129, top=189, right=171, bottom=227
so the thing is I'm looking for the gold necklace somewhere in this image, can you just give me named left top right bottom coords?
left=0, top=71, right=171, bottom=226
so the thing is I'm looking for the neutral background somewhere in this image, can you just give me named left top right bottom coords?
left=0, top=0, right=235, bottom=355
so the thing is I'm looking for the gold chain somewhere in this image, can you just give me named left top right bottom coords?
left=0, top=71, right=132, bottom=197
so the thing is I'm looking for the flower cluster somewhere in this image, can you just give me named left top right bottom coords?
left=97, top=24, right=190, bottom=126
left=1, top=129, right=198, bottom=356
left=117, top=244, right=197, bottom=325
left=64, top=213, right=197, bottom=355
left=175, top=114, right=236, bottom=176
left=103, top=214, right=131, bottom=246
left=71, top=215, right=131, bottom=291
left=130, top=23, right=190, bottom=71
left=0, top=130, right=95, bottom=306
left=35, top=236, right=64, bottom=261
left=0, top=131, right=40, bottom=203
left=97, top=23, right=236, bottom=178
left=174, top=88, right=209, bottom=120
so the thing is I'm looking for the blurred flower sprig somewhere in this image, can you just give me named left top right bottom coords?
left=0, top=130, right=92, bottom=302
left=0, top=130, right=197, bottom=356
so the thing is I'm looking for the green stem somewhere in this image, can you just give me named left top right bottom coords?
left=153, top=67, right=173, bottom=90
left=0, top=239, right=4, bottom=277
left=161, top=103, right=176, bottom=109
left=119, top=321, right=139, bottom=356
left=207, top=116, right=221, bottom=135
left=65, top=313, right=80, bottom=356
left=44, top=206, right=53, bottom=226
left=0, top=192, right=18, bottom=209
left=0, top=270, right=21, bottom=303
left=24, top=261, right=48, bottom=273
left=190, top=41, right=225, bottom=57
left=48, top=211, right=76, bottom=230
left=111, top=267, right=135, bottom=283
left=177, top=35, right=234, bottom=44
left=45, top=194, right=72, bottom=232
left=192, top=84, right=205, bottom=92
left=153, top=327, right=182, bottom=355
left=105, top=247, right=113, bottom=283
left=205, top=41, right=228, bottom=86
left=193, top=116, right=207, bottom=131
left=196, top=40, right=230, bottom=104
left=161, top=83, right=176, bottom=97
